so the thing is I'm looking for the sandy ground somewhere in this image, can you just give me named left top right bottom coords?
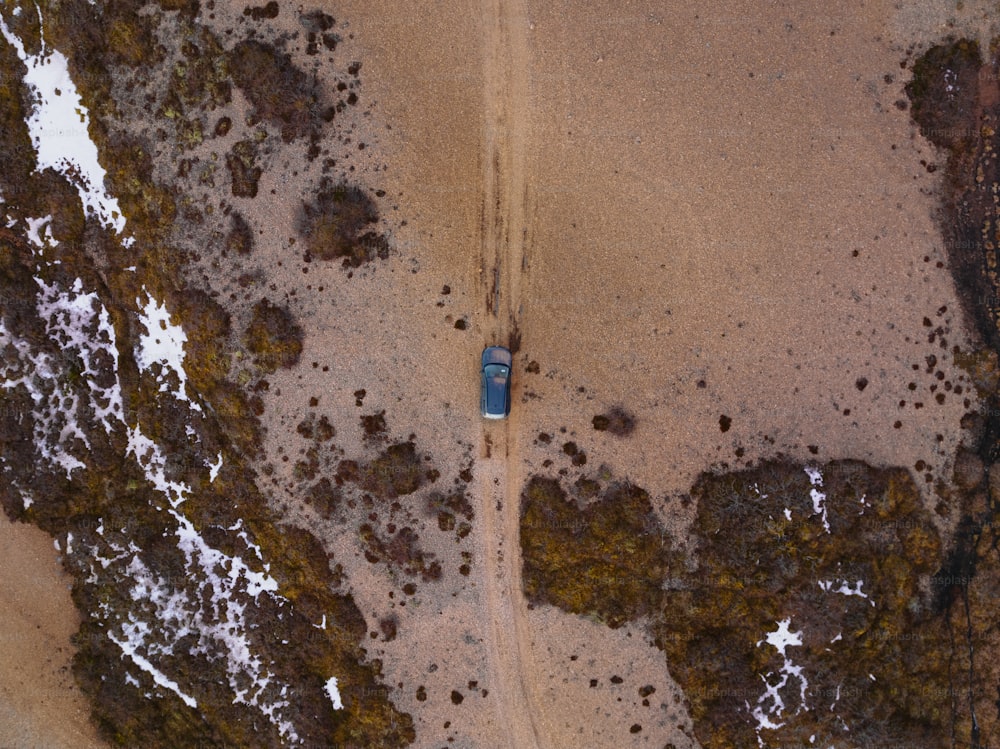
left=0, top=513, right=107, bottom=749
left=519, top=0, right=977, bottom=504
left=270, top=1, right=998, bottom=747
left=5, top=1, right=1000, bottom=748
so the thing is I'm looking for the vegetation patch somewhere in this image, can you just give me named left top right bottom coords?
left=101, top=131, right=179, bottom=249
left=297, top=412, right=336, bottom=442
left=226, top=139, right=262, bottom=198
left=298, top=180, right=390, bottom=267
left=245, top=2, right=280, bottom=22
left=289, top=403, right=463, bottom=591
left=905, top=39, right=982, bottom=153
left=362, top=409, right=388, bottom=441
left=521, top=457, right=961, bottom=747
left=300, top=10, right=340, bottom=56
left=521, top=476, right=670, bottom=628
left=170, top=24, right=231, bottom=112
left=426, top=489, right=474, bottom=540
left=278, top=391, right=476, bottom=588
left=228, top=39, right=318, bottom=142
left=0, top=32, right=34, bottom=192
left=0, top=2, right=413, bottom=746
left=304, top=477, right=343, bottom=520
left=224, top=211, right=254, bottom=256
left=905, top=38, right=1000, bottom=350
left=902, top=35, right=1000, bottom=746
left=359, top=523, right=443, bottom=582
left=591, top=406, right=636, bottom=436
left=244, top=298, right=304, bottom=372
left=338, top=441, right=428, bottom=499
left=655, top=461, right=949, bottom=748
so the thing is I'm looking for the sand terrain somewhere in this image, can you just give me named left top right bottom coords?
left=4, top=0, right=1000, bottom=747
left=0, top=513, right=107, bottom=749
left=282, top=1, right=991, bottom=746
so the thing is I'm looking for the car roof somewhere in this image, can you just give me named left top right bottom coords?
left=482, top=346, right=512, bottom=367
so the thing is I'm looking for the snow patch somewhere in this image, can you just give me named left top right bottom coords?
left=126, top=425, right=190, bottom=507
left=108, top=632, right=197, bottom=708
left=805, top=467, right=830, bottom=533
left=35, top=276, right=124, bottom=435
left=759, top=618, right=803, bottom=657
left=25, top=215, right=56, bottom=248
left=818, top=579, right=869, bottom=600
left=0, top=274, right=124, bottom=478
left=135, top=289, right=199, bottom=410
left=750, top=618, right=809, bottom=742
left=0, top=14, right=130, bottom=241
left=207, top=452, right=223, bottom=482
left=84, top=498, right=299, bottom=742
left=0, top=310, right=83, bottom=477
left=325, top=676, right=343, bottom=710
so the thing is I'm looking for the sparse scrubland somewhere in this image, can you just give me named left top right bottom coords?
left=4, top=0, right=1000, bottom=747
left=520, top=33, right=1000, bottom=749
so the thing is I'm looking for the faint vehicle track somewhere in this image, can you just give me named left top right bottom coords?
left=476, top=0, right=541, bottom=747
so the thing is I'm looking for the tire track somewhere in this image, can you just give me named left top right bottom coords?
left=477, top=0, right=540, bottom=747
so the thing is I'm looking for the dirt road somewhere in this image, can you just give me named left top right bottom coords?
left=477, top=439, right=542, bottom=749
left=476, top=1, right=543, bottom=747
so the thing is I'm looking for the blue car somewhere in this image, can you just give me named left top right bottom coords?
left=481, top=346, right=512, bottom=419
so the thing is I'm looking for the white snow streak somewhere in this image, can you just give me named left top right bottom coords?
left=0, top=14, right=130, bottom=241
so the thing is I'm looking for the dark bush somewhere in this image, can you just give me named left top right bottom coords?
left=224, top=212, right=253, bottom=255
left=592, top=406, right=636, bottom=437
left=226, top=140, right=261, bottom=198
left=905, top=40, right=981, bottom=151
left=228, top=40, right=315, bottom=140
left=244, top=299, right=303, bottom=372
left=361, top=441, right=424, bottom=498
left=298, top=182, right=389, bottom=267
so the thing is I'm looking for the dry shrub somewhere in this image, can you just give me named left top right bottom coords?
left=228, top=39, right=315, bottom=141
left=592, top=406, right=636, bottom=436
left=298, top=182, right=389, bottom=267
left=244, top=299, right=303, bottom=372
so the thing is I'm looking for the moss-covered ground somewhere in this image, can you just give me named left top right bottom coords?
left=521, top=458, right=961, bottom=747
left=0, top=1, right=410, bottom=746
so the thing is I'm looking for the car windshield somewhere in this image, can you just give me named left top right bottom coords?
left=482, top=347, right=512, bottom=368
left=484, top=364, right=508, bottom=381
